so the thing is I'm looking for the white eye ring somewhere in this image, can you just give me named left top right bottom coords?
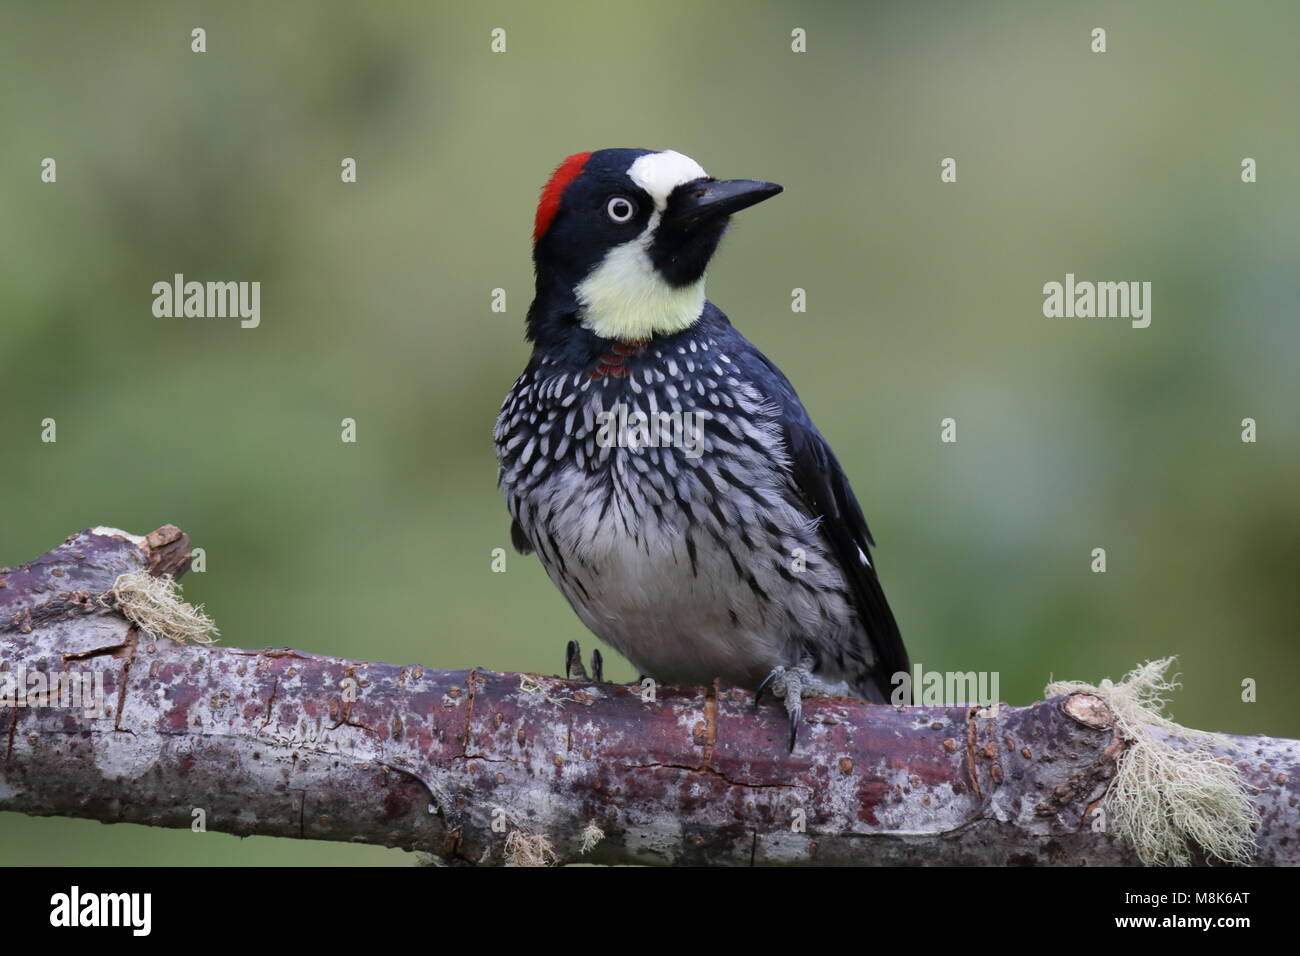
left=606, top=196, right=636, bottom=223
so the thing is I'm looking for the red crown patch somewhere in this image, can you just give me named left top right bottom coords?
left=533, top=151, right=592, bottom=242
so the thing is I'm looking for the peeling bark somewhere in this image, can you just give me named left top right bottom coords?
left=1, top=528, right=1296, bottom=866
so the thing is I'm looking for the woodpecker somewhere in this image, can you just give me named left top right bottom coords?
left=494, top=148, right=909, bottom=749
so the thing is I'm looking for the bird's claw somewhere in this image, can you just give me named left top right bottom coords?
left=565, top=640, right=586, bottom=679
left=564, top=640, right=603, bottom=682
left=755, top=663, right=826, bottom=752
left=753, top=669, right=777, bottom=709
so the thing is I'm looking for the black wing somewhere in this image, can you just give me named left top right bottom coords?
left=510, top=518, right=534, bottom=554
left=737, top=343, right=910, bottom=703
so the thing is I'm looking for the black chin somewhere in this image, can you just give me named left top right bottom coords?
left=648, top=214, right=730, bottom=288
left=647, top=177, right=782, bottom=288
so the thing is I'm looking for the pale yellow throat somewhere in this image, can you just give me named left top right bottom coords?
left=575, top=149, right=713, bottom=342
left=575, top=214, right=706, bottom=343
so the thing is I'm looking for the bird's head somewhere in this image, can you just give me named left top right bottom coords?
left=528, top=148, right=782, bottom=344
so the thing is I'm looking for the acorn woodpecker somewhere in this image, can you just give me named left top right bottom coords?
left=495, top=148, right=909, bottom=748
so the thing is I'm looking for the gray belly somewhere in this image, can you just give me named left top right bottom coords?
left=496, top=360, right=869, bottom=692
left=511, top=457, right=862, bottom=690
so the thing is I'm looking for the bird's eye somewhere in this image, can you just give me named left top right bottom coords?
left=605, top=196, right=636, bottom=223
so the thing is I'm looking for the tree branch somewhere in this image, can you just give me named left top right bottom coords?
left=1, top=527, right=1295, bottom=865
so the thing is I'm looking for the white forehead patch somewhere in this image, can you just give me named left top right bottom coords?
left=628, top=150, right=707, bottom=210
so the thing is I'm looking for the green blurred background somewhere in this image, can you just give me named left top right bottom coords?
left=2, top=0, right=1297, bottom=865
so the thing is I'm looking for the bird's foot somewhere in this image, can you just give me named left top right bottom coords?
left=754, top=663, right=837, bottom=752
left=564, top=640, right=603, bottom=682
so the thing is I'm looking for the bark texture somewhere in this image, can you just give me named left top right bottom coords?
left=1, top=527, right=1296, bottom=866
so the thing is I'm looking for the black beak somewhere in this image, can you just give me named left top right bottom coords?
left=666, top=178, right=783, bottom=228
left=649, top=177, right=783, bottom=288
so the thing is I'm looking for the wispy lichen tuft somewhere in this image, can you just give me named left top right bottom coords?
left=1047, top=658, right=1258, bottom=866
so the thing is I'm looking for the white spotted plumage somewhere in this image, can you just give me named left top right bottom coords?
left=495, top=320, right=870, bottom=694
